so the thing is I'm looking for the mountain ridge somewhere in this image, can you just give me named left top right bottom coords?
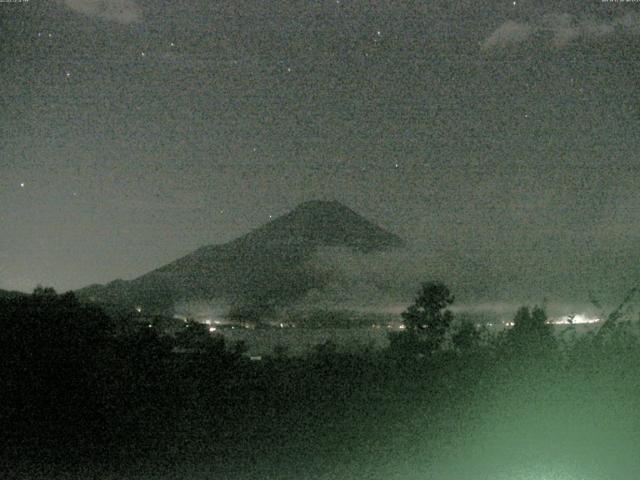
left=77, top=200, right=404, bottom=314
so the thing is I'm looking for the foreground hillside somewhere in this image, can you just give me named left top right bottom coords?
left=4, top=289, right=640, bottom=479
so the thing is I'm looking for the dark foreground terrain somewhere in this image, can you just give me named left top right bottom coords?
left=3, top=289, right=640, bottom=479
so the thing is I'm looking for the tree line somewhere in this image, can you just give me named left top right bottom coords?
left=1, top=282, right=639, bottom=477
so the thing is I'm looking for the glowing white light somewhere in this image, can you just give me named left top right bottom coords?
left=553, top=314, right=600, bottom=325
left=135, top=306, right=142, bottom=313
left=209, top=327, right=216, bottom=332
left=20, top=182, right=25, bottom=188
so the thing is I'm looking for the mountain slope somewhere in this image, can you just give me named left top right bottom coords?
left=78, top=201, right=404, bottom=313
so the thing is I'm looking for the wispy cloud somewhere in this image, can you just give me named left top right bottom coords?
left=481, top=12, right=640, bottom=50
left=63, top=0, right=142, bottom=24
left=481, top=20, right=534, bottom=50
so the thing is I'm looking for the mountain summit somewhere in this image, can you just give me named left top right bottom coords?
left=78, top=201, right=403, bottom=313
left=231, top=200, right=403, bottom=252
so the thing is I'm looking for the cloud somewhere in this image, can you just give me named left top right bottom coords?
left=480, top=20, right=534, bottom=50
left=481, top=13, right=638, bottom=50
left=63, top=0, right=142, bottom=24
left=616, top=12, right=640, bottom=33
left=542, top=13, right=579, bottom=47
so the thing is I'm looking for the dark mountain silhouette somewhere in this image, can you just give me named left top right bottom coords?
left=78, top=201, right=404, bottom=313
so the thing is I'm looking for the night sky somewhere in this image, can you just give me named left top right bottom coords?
left=2, top=1, right=640, bottom=306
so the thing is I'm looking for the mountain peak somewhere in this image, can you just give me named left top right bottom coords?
left=77, top=201, right=404, bottom=312
left=239, top=200, right=404, bottom=252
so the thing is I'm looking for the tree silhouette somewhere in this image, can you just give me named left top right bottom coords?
left=0, top=287, right=116, bottom=442
left=451, top=320, right=481, bottom=352
left=507, top=305, right=555, bottom=353
left=400, top=281, right=454, bottom=354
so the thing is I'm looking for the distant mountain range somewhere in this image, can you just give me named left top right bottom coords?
left=77, top=201, right=404, bottom=314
